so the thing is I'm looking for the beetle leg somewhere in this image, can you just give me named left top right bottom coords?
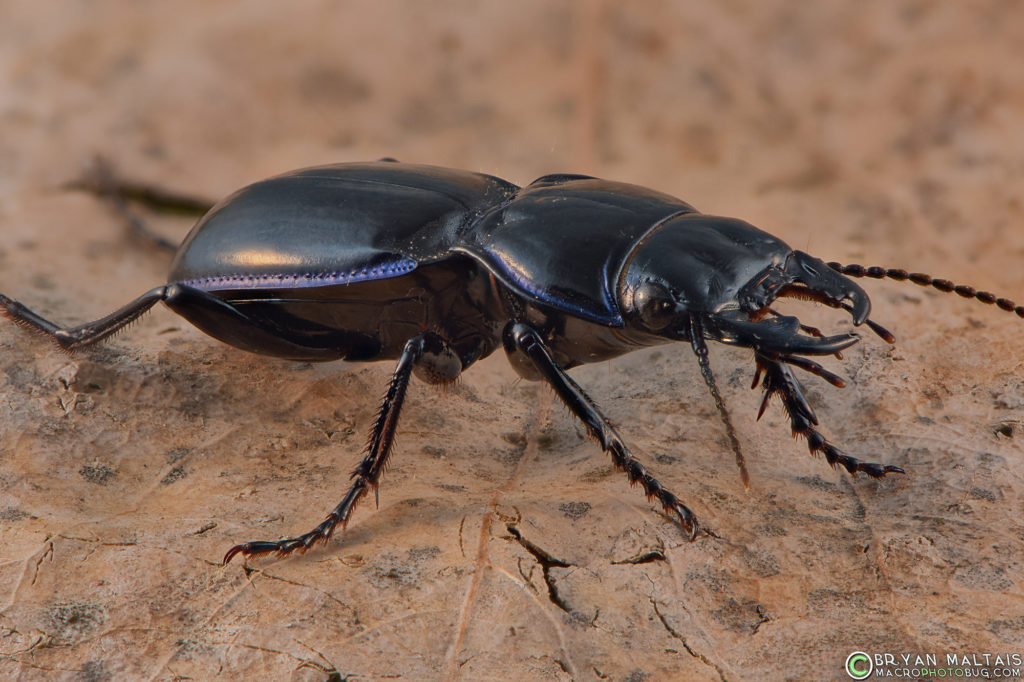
left=0, top=287, right=169, bottom=350
left=1, top=284, right=345, bottom=360
left=223, top=331, right=453, bottom=564
left=503, top=321, right=698, bottom=539
left=754, top=353, right=904, bottom=478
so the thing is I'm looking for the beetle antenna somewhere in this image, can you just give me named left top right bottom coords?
left=689, top=316, right=750, bottom=488
left=828, top=262, right=1024, bottom=320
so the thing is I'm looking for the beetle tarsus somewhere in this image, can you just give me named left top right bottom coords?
left=223, top=481, right=371, bottom=565
left=505, top=322, right=699, bottom=539
left=755, top=354, right=903, bottom=478
left=659, top=491, right=700, bottom=540
left=223, top=541, right=284, bottom=564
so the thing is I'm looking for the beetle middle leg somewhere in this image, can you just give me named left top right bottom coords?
left=753, top=353, right=904, bottom=478
left=503, top=321, right=699, bottom=539
left=223, top=330, right=461, bottom=563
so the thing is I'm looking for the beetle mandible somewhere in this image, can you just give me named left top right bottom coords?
left=2, top=160, right=1021, bottom=564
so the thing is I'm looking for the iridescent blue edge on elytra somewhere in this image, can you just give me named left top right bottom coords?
left=479, top=255, right=622, bottom=326
left=179, top=258, right=418, bottom=292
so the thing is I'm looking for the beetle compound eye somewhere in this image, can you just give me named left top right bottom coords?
left=633, top=281, right=676, bottom=331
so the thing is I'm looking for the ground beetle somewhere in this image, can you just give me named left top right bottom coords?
left=2, top=160, right=1021, bottom=564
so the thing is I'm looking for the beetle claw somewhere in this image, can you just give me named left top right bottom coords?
left=223, top=541, right=284, bottom=565
left=669, top=502, right=699, bottom=541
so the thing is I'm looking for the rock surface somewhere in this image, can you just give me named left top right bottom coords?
left=1, top=2, right=1022, bottom=680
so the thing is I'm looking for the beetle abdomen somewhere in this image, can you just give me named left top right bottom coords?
left=167, top=258, right=505, bottom=364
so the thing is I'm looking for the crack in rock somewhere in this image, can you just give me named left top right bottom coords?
left=650, top=598, right=729, bottom=682
left=506, top=524, right=575, bottom=613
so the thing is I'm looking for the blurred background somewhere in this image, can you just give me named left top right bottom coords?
left=1, top=2, right=1022, bottom=680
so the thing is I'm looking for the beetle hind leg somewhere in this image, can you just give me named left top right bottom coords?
left=223, top=330, right=458, bottom=564
left=504, top=322, right=698, bottom=539
left=0, top=287, right=169, bottom=351
left=754, top=353, right=904, bottom=478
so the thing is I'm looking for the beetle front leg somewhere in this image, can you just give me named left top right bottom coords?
left=504, top=322, right=698, bottom=539
left=223, top=331, right=458, bottom=564
left=754, top=353, right=904, bottom=478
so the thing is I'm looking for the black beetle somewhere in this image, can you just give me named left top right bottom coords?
left=2, top=160, right=1021, bottom=564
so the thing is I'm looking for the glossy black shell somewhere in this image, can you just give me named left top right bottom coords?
left=166, top=162, right=696, bottom=364
left=459, top=173, right=695, bottom=323
left=170, top=162, right=517, bottom=288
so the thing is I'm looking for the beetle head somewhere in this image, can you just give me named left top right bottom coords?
left=620, top=214, right=872, bottom=356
